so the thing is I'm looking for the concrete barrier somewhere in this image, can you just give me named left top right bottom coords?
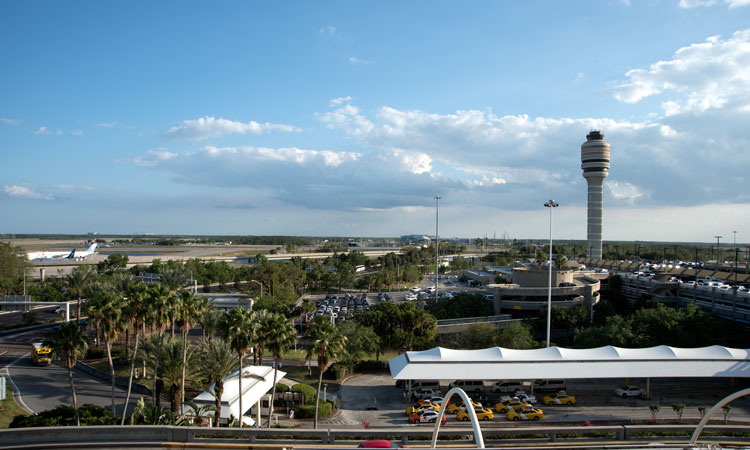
left=75, top=361, right=152, bottom=396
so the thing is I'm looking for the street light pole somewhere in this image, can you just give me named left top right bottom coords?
left=434, top=196, right=441, bottom=302
left=715, top=235, right=723, bottom=269
left=544, top=199, right=559, bottom=348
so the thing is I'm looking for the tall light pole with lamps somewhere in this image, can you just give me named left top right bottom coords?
left=434, top=196, right=441, bottom=301
left=715, top=235, right=723, bottom=269
left=544, top=200, right=559, bottom=347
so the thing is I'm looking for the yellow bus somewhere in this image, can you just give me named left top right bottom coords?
left=32, top=342, right=52, bottom=366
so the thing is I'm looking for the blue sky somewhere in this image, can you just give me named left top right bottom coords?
left=2, top=1, right=750, bottom=242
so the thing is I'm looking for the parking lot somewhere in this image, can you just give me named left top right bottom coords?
left=320, top=373, right=750, bottom=428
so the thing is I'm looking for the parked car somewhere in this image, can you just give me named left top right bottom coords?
left=533, top=379, right=567, bottom=392
left=405, top=404, right=438, bottom=416
left=449, top=380, right=485, bottom=393
left=615, top=385, right=645, bottom=398
left=408, top=410, right=446, bottom=424
left=445, top=398, right=482, bottom=414
left=542, top=392, right=576, bottom=406
left=359, top=440, right=407, bottom=448
left=494, top=399, right=529, bottom=413
left=456, top=406, right=494, bottom=421
left=506, top=406, right=544, bottom=421
left=491, top=380, right=523, bottom=393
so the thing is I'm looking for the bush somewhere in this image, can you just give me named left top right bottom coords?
left=295, top=400, right=333, bottom=419
left=292, top=383, right=316, bottom=405
left=329, top=362, right=354, bottom=380
left=275, top=383, right=289, bottom=393
left=9, top=404, right=112, bottom=428
left=86, top=347, right=106, bottom=359
left=355, top=360, right=387, bottom=371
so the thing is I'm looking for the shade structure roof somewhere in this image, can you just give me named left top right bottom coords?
left=389, top=346, right=750, bottom=381
left=191, top=365, right=285, bottom=426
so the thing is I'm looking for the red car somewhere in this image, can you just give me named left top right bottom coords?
left=359, top=440, right=408, bottom=448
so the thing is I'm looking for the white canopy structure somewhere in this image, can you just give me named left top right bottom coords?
left=190, top=365, right=286, bottom=426
left=389, top=345, right=750, bottom=381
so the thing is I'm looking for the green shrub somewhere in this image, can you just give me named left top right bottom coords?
left=295, top=400, right=333, bottom=419
left=330, top=362, right=354, bottom=379
left=9, top=404, right=112, bottom=428
left=292, top=383, right=316, bottom=405
left=275, top=383, right=289, bottom=393
left=355, top=360, right=387, bottom=371
left=86, top=347, right=106, bottom=359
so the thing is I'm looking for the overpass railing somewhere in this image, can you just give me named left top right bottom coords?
left=2, top=424, right=750, bottom=449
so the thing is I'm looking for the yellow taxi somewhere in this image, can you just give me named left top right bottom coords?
left=456, top=406, right=494, bottom=421
left=445, top=399, right=482, bottom=414
left=542, top=392, right=576, bottom=406
left=506, top=406, right=544, bottom=421
left=494, top=399, right=529, bottom=413
left=405, top=403, right=439, bottom=416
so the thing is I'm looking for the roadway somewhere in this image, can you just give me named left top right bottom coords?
left=1, top=326, right=141, bottom=416
left=317, top=373, right=750, bottom=428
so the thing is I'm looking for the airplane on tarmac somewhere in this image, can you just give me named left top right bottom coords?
left=27, top=242, right=98, bottom=261
left=72, top=242, right=98, bottom=260
left=27, top=248, right=76, bottom=261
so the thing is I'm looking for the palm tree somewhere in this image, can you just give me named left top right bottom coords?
left=223, top=307, right=254, bottom=427
left=140, top=334, right=196, bottom=413
left=304, top=317, right=346, bottom=429
left=87, top=289, right=123, bottom=423
left=175, top=290, right=208, bottom=414
left=161, top=266, right=187, bottom=337
left=65, top=265, right=95, bottom=324
left=146, top=284, right=172, bottom=407
left=253, top=309, right=273, bottom=366
left=121, top=282, right=148, bottom=425
left=44, top=322, right=89, bottom=426
left=536, top=250, right=546, bottom=270
left=200, top=309, right=225, bottom=341
left=198, top=337, right=238, bottom=426
left=264, top=313, right=296, bottom=427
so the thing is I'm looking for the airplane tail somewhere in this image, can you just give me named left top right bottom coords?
left=65, top=249, right=76, bottom=259
left=85, top=243, right=98, bottom=253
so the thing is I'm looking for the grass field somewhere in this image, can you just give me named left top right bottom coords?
left=0, top=385, right=28, bottom=428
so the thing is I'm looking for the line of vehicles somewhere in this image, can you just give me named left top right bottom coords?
left=402, top=379, right=579, bottom=424
left=313, top=293, right=376, bottom=322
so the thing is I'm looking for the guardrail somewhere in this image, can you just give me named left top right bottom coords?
left=1, top=424, right=750, bottom=449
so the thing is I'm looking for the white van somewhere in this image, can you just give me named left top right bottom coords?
left=402, top=380, right=440, bottom=391
left=491, top=380, right=523, bottom=393
left=449, top=380, right=485, bottom=393
left=533, top=379, right=566, bottom=392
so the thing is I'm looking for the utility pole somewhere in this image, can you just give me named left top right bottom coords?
left=715, top=235, right=723, bottom=269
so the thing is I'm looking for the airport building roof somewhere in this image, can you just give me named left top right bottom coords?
left=389, top=345, right=750, bottom=381
left=191, top=365, right=285, bottom=426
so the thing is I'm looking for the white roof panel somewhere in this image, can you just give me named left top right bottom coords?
left=389, top=346, right=750, bottom=380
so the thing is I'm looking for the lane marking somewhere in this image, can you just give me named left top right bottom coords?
left=5, top=352, right=34, bottom=414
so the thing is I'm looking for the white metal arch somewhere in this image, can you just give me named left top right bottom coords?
left=430, top=387, right=485, bottom=449
left=690, top=387, right=750, bottom=445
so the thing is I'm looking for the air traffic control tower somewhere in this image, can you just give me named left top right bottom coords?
left=581, top=130, right=610, bottom=260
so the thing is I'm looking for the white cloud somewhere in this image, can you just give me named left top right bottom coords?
left=679, top=0, right=749, bottom=7
left=71, top=130, right=83, bottom=136
left=202, top=145, right=361, bottom=167
left=329, top=96, right=353, bottom=106
left=0, top=117, right=18, bottom=125
left=3, top=185, right=54, bottom=200
left=33, top=126, right=51, bottom=135
left=319, top=104, right=375, bottom=136
left=163, top=116, right=301, bottom=141
left=320, top=25, right=336, bottom=35
left=606, top=180, right=647, bottom=204
left=97, top=122, right=117, bottom=128
left=349, top=56, right=374, bottom=65
left=613, top=29, right=750, bottom=115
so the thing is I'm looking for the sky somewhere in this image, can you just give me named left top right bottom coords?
left=1, top=1, right=750, bottom=243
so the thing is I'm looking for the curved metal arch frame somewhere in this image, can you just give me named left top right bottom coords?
left=430, top=387, right=485, bottom=449
left=690, top=387, right=750, bottom=445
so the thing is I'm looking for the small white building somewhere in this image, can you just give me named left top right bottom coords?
left=190, top=365, right=286, bottom=426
